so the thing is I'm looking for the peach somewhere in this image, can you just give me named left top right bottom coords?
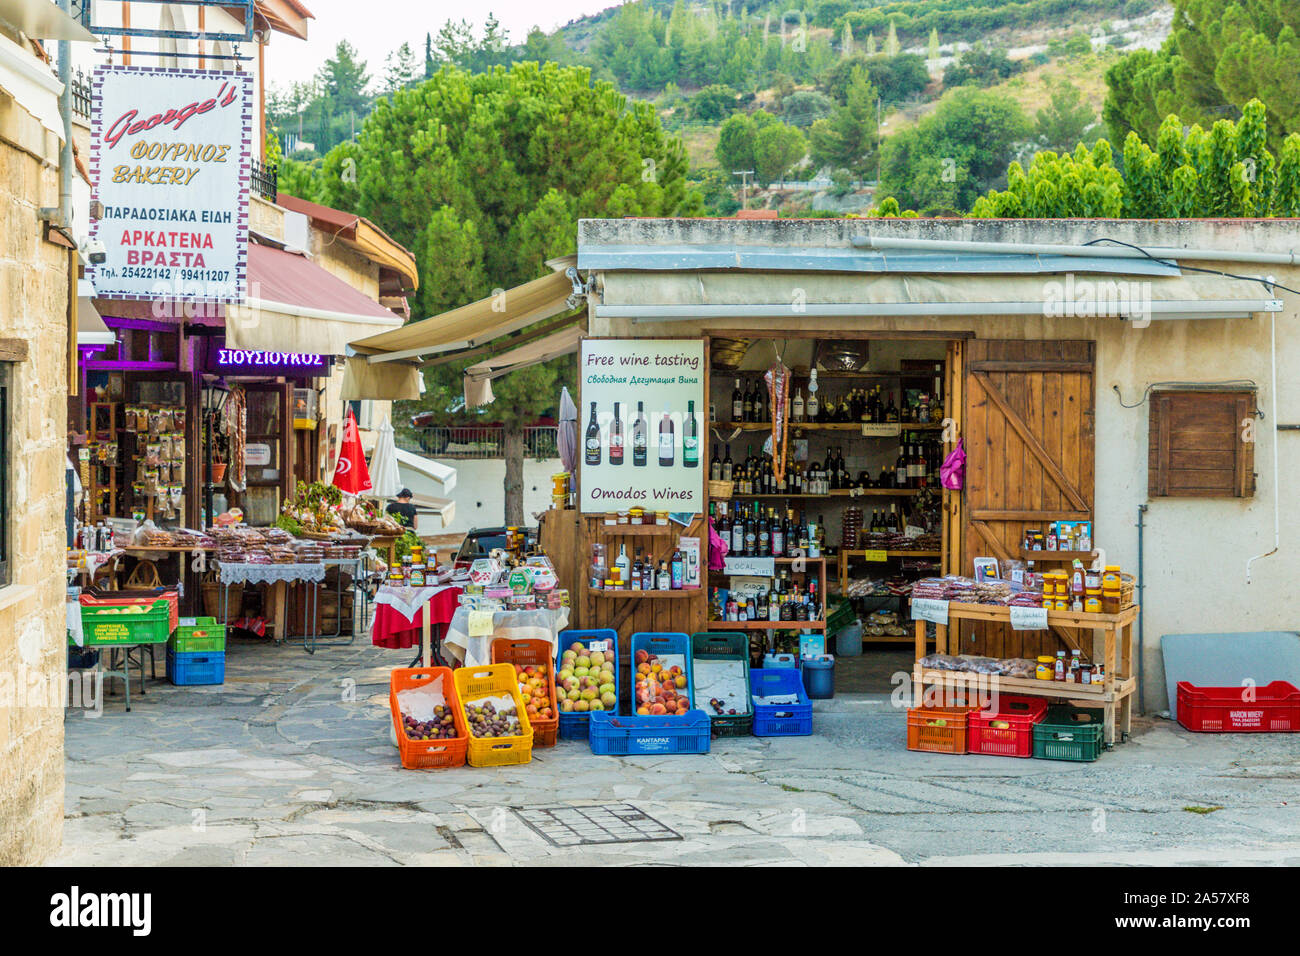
left=637, top=706, right=650, bottom=715
left=650, top=703, right=667, bottom=715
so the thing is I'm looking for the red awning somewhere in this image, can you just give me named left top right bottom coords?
left=224, top=244, right=404, bottom=354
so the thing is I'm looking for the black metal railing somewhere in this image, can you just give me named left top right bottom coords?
left=251, top=158, right=278, bottom=201
left=71, top=68, right=91, bottom=120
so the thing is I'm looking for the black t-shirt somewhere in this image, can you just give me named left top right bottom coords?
left=386, top=501, right=417, bottom=527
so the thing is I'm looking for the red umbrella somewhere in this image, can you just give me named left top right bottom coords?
left=332, top=408, right=373, bottom=496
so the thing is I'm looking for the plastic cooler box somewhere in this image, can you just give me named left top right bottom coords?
left=166, top=650, right=225, bottom=685
left=555, top=629, right=621, bottom=741
left=455, top=663, right=534, bottom=767
left=588, top=632, right=707, bottom=755
left=491, top=637, right=560, bottom=747
left=967, top=695, right=1049, bottom=757
left=390, top=667, right=468, bottom=770
left=1176, top=681, right=1300, bottom=733
left=690, top=631, right=753, bottom=737
left=750, top=667, right=813, bottom=736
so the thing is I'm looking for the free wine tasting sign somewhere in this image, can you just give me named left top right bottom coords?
left=88, top=65, right=253, bottom=302
left=579, top=338, right=705, bottom=514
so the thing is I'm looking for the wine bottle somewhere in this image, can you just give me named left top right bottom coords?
left=792, top=388, right=804, bottom=423
left=710, top=444, right=721, bottom=481
left=632, top=401, right=647, bottom=467
left=731, top=378, right=743, bottom=422
left=683, top=400, right=699, bottom=468
left=585, top=401, right=601, bottom=466
left=658, top=406, right=674, bottom=467
left=609, top=401, right=624, bottom=466
left=722, top=444, right=733, bottom=481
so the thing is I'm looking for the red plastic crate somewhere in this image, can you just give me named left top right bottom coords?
left=906, top=705, right=976, bottom=754
left=968, top=695, right=1049, bottom=757
left=1176, top=681, right=1300, bottom=733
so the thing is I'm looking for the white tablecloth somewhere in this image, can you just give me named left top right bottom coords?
left=442, top=606, right=570, bottom=666
left=373, top=584, right=459, bottom=624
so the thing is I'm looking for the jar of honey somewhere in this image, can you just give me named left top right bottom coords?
left=1101, top=587, right=1121, bottom=614
left=1102, top=565, right=1122, bottom=590
left=1036, top=656, right=1055, bottom=680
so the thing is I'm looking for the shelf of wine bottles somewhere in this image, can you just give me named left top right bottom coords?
left=727, top=490, right=919, bottom=499
left=712, top=421, right=944, bottom=432
left=705, top=620, right=826, bottom=631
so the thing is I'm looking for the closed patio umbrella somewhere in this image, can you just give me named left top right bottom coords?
left=369, top=415, right=402, bottom=499
left=558, top=385, right=577, bottom=473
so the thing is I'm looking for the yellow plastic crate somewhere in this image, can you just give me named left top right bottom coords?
left=454, top=663, right=534, bottom=767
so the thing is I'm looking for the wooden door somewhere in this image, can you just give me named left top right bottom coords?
left=961, top=340, right=1095, bottom=659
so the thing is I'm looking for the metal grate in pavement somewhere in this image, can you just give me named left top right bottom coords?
left=512, top=803, right=681, bottom=847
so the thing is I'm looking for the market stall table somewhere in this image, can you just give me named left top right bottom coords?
left=911, top=602, right=1138, bottom=745
left=216, top=561, right=326, bottom=646
left=372, top=583, right=463, bottom=666
left=442, top=606, right=571, bottom=667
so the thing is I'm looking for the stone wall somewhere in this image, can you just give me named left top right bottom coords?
left=0, top=109, right=73, bottom=864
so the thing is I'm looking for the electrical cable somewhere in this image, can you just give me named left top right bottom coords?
left=1080, top=237, right=1300, bottom=297
left=1112, top=380, right=1261, bottom=412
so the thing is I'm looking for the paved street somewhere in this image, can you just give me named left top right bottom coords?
left=53, top=640, right=1300, bottom=866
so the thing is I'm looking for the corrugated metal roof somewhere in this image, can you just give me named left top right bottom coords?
left=576, top=243, right=1182, bottom=277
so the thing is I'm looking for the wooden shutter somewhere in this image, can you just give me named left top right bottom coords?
left=1149, top=390, right=1256, bottom=498
left=962, top=340, right=1095, bottom=660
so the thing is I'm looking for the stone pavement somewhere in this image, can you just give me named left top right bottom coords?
left=52, top=639, right=1300, bottom=866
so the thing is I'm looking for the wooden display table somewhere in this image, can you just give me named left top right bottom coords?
left=912, top=602, right=1137, bottom=745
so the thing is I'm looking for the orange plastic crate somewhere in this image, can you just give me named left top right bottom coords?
left=455, top=663, right=534, bottom=767
left=906, top=705, right=975, bottom=754
left=390, top=667, right=468, bottom=770
left=491, top=638, right=559, bottom=747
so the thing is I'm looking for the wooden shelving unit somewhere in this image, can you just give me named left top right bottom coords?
left=706, top=619, right=827, bottom=631
left=727, top=489, right=920, bottom=499
left=713, top=421, right=943, bottom=431
left=1020, top=549, right=1097, bottom=562
left=912, top=602, right=1138, bottom=745
left=591, top=588, right=693, bottom=599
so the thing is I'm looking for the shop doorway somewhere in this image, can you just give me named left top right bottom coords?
left=704, top=331, right=961, bottom=693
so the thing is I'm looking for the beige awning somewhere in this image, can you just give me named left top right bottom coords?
left=225, top=244, right=404, bottom=355
left=342, top=261, right=580, bottom=400
left=350, top=267, right=577, bottom=363
left=464, top=324, right=582, bottom=407
left=76, top=296, right=114, bottom=347
left=0, top=0, right=95, bottom=40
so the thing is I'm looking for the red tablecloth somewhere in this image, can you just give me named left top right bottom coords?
left=371, top=586, right=462, bottom=650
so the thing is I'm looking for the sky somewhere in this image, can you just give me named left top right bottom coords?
left=264, top=0, right=620, bottom=90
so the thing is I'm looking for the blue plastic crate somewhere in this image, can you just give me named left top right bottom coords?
left=750, top=668, right=813, bottom=736
left=631, top=632, right=695, bottom=712
left=166, top=649, right=225, bottom=686
left=588, top=709, right=711, bottom=755
left=556, top=629, right=621, bottom=741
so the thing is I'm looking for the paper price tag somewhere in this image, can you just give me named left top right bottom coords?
left=860, top=549, right=888, bottom=562
left=723, top=556, right=775, bottom=577
left=911, top=598, right=949, bottom=625
left=1009, top=606, right=1049, bottom=631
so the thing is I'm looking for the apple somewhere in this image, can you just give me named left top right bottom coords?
left=573, top=699, right=589, bottom=712
left=569, top=642, right=586, bottom=654
left=589, top=651, right=605, bottom=667
left=598, top=682, right=616, bottom=696
left=580, top=688, right=598, bottom=702
left=600, top=691, right=617, bottom=708
left=589, top=700, right=605, bottom=712
left=576, top=655, right=591, bottom=669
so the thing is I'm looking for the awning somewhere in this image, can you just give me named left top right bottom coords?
left=225, top=244, right=404, bottom=355
left=595, top=272, right=1282, bottom=321
left=465, top=324, right=582, bottom=407
left=350, top=267, right=577, bottom=363
left=0, top=0, right=95, bottom=40
left=341, top=263, right=581, bottom=400
left=76, top=295, right=114, bottom=347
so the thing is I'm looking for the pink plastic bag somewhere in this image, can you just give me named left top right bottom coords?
left=940, top=438, right=966, bottom=490
left=708, top=517, right=729, bottom=570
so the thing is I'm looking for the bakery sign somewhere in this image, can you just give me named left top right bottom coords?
left=89, top=65, right=252, bottom=302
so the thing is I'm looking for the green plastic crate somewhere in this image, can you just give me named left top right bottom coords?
left=170, top=618, right=227, bottom=653
left=78, top=598, right=172, bottom=647
left=690, top=631, right=753, bottom=737
left=1033, top=706, right=1104, bottom=762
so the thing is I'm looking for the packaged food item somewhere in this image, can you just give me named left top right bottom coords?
left=1036, top=656, right=1055, bottom=680
left=1102, top=588, right=1121, bottom=614
left=1102, top=565, right=1122, bottom=590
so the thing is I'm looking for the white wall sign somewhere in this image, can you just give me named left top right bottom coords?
left=245, top=443, right=271, bottom=467
left=579, top=338, right=705, bottom=513
left=89, top=65, right=252, bottom=302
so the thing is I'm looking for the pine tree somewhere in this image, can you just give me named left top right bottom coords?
left=927, top=28, right=940, bottom=66
left=865, top=32, right=877, bottom=57
left=841, top=21, right=853, bottom=58
left=884, top=20, right=900, bottom=57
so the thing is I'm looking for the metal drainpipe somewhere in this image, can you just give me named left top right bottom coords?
left=38, top=0, right=75, bottom=234
left=1136, top=503, right=1147, bottom=714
